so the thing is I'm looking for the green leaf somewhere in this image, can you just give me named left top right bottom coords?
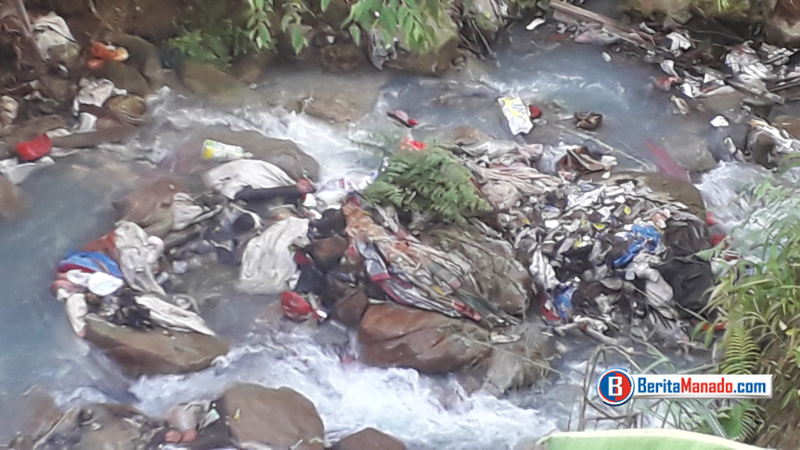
left=321, top=0, right=331, bottom=12
left=379, top=5, right=397, bottom=33
left=290, top=25, right=307, bottom=55
left=349, top=24, right=361, bottom=46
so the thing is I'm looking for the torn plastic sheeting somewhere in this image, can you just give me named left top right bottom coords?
left=749, top=118, right=800, bottom=154
left=114, top=221, right=166, bottom=296
left=65, top=293, right=88, bottom=337
left=554, top=286, right=574, bottom=320
left=134, top=294, right=215, bottom=336
left=73, top=78, right=126, bottom=132
left=0, top=156, right=55, bottom=185
left=65, top=270, right=124, bottom=296
left=529, top=248, right=558, bottom=293
left=459, top=139, right=518, bottom=159
left=202, top=159, right=296, bottom=200
left=665, top=32, right=691, bottom=52
left=32, top=12, right=75, bottom=57
left=314, top=173, right=377, bottom=207
left=58, top=251, right=124, bottom=279
left=237, top=216, right=310, bottom=295
left=171, top=193, right=220, bottom=231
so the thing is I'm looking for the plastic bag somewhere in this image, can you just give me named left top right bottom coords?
left=114, top=221, right=166, bottom=295
left=237, top=217, right=310, bottom=295
left=202, top=159, right=295, bottom=200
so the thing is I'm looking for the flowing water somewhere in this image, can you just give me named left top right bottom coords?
left=0, top=23, right=766, bottom=448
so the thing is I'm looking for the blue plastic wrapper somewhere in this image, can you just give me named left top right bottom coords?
left=58, top=251, right=124, bottom=278
left=613, top=225, right=662, bottom=268
left=554, top=286, right=575, bottom=320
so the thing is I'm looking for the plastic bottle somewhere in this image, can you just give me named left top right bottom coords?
left=202, top=140, right=253, bottom=161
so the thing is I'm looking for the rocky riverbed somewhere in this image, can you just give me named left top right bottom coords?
left=2, top=1, right=798, bottom=448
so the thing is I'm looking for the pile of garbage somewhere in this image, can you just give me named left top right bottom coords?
left=549, top=0, right=800, bottom=171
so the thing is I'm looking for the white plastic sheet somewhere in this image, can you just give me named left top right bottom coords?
left=237, top=217, right=310, bottom=295
left=202, top=159, right=295, bottom=199
left=134, top=294, right=215, bottom=336
left=114, top=221, right=166, bottom=295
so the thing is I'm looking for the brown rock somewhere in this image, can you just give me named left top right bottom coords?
left=773, top=115, right=800, bottom=139
left=482, top=323, right=556, bottom=394
left=84, top=315, right=229, bottom=377
left=231, top=51, right=277, bottom=84
left=7, top=387, right=62, bottom=444
left=179, top=61, right=247, bottom=101
left=222, top=383, right=324, bottom=450
left=34, top=404, right=160, bottom=450
left=166, top=127, right=320, bottom=181
left=331, top=281, right=369, bottom=328
left=103, top=32, right=163, bottom=83
left=114, top=177, right=182, bottom=238
left=0, top=176, right=25, bottom=221
left=304, top=91, right=367, bottom=124
left=358, top=304, right=492, bottom=373
left=93, top=61, right=150, bottom=97
left=384, top=15, right=461, bottom=76
left=307, top=235, right=348, bottom=270
left=332, top=428, right=405, bottom=450
left=105, top=95, right=148, bottom=125
left=320, top=43, right=367, bottom=73
left=48, top=125, right=140, bottom=149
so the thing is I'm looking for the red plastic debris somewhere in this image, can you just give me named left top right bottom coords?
left=281, top=291, right=312, bottom=322
left=388, top=109, right=418, bottom=127
left=710, top=233, right=726, bottom=246
left=655, top=76, right=680, bottom=91
left=705, top=211, right=717, bottom=226
left=296, top=178, right=315, bottom=194
left=529, top=105, right=542, bottom=119
left=16, top=134, right=52, bottom=161
left=400, top=139, right=426, bottom=151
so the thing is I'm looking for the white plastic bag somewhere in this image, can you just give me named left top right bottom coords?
left=114, top=221, right=166, bottom=295
left=202, top=159, right=295, bottom=199
left=498, top=97, right=533, bottom=136
left=238, top=217, right=310, bottom=295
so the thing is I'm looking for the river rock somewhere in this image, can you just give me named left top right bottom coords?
left=307, top=234, right=348, bottom=271
left=304, top=90, right=368, bottom=124
left=179, top=61, right=247, bottom=100
left=320, top=43, right=367, bottom=73
left=114, top=177, right=182, bottom=238
left=103, top=32, right=163, bottom=83
left=358, top=303, right=493, bottom=373
left=222, top=383, right=324, bottom=450
left=0, top=176, right=25, bottom=221
left=167, top=127, right=320, bottom=180
left=482, top=323, right=556, bottom=394
left=35, top=404, right=161, bottom=450
left=6, top=387, right=62, bottom=446
left=328, top=278, right=369, bottom=327
left=766, top=0, right=800, bottom=47
left=84, top=315, right=229, bottom=377
left=332, top=428, right=406, bottom=450
left=231, top=51, right=277, bottom=84
left=93, top=60, right=150, bottom=97
left=421, top=226, right=531, bottom=315
left=772, top=115, right=800, bottom=139
left=384, top=15, right=461, bottom=76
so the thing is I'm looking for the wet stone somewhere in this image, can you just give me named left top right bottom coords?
left=332, top=428, right=406, bottom=450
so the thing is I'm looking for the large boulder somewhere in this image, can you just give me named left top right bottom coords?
left=179, top=61, right=248, bottom=101
left=384, top=14, right=462, bottom=76
left=482, top=323, right=557, bottom=394
left=222, top=383, right=324, bottom=450
left=84, top=315, right=229, bottom=377
left=92, top=61, right=150, bottom=97
left=165, top=127, right=320, bottom=181
left=113, top=177, right=183, bottom=238
left=358, top=303, right=493, bottom=373
left=332, top=428, right=406, bottom=450
left=766, top=0, right=800, bottom=47
left=102, top=32, right=163, bottom=85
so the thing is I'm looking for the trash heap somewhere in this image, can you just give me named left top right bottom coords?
left=549, top=0, right=800, bottom=171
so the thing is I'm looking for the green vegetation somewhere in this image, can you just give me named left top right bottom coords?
left=362, top=146, right=492, bottom=224
left=699, top=169, right=800, bottom=447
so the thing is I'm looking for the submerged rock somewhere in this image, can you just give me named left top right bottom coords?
left=384, top=15, right=462, bottom=76
left=358, top=303, right=493, bottom=373
left=0, top=176, right=25, bottom=220
left=6, top=387, right=62, bottom=447
left=167, top=127, right=320, bottom=181
left=84, top=315, right=229, bottom=377
left=222, top=383, right=325, bottom=450
left=332, top=428, right=406, bottom=450
left=231, top=51, right=277, bottom=84
left=114, top=177, right=183, bottom=238
left=482, top=323, right=556, bottom=394
left=179, top=61, right=247, bottom=100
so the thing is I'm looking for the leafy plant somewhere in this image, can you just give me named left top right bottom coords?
left=247, top=0, right=276, bottom=51
left=704, top=175, right=800, bottom=446
left=344, top=0, right=444, bottom=51
left=362, top=146, right=492, bottom=224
